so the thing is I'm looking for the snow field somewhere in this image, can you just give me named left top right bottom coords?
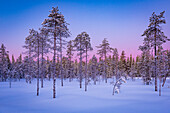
left=0, top=78, right=170, bottom=113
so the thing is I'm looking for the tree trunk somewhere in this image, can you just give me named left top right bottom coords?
left=9, top=76, right=11, bottom=88
left=159, top=76, right=161, bottom=96
left=85, top=47, right=87, bottom=91
left=79, top=41, right=82, bottom=89
left=154, top=27, right=158, bottom=91
left=53, top=29, right=57, bottom=98
left=41, top=43, right=44, bottom=88
left=80, top=51, right=82, bottom=88
left=69, top=56, right=72, bottom=82
left=29, top=42, right=31, bottom=78
left=105, top=52, right=107, bottom=83
left=60, top=35, right=63, bottom=87
left=37, top=38, right=40, bottom=96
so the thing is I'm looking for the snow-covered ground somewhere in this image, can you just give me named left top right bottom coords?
left=0, top=78, right=170, bottom=113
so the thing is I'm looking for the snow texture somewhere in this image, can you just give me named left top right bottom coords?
left=0, top=78, right=170, bottom=113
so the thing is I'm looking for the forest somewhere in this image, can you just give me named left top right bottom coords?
left=0, top=6, right=169, bottom=99
left=1, top=0, right=170, bottom=111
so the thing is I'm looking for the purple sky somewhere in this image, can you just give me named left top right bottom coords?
left=0, top=0, right=170, bottom=60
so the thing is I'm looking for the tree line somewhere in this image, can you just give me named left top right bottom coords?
left=0, top=7, right=169, bottom=97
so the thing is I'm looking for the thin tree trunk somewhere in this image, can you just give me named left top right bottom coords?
left=80, top=52, right=82, bottom=88
left=159, top=76, right=161, bottom=96
left=154, top=26, right=158, bottom=91
left=94, top=65, right=96, bottom=85
left=60, top=35, right=63, bottom=87
left=53, top=29, right=57, bottom=98
left=37, top=38, right=40, bottom=96
left=116, top=60, right=118, bottom=81
left=85, top=47, right=87, bottom=91
left=105, top=52, right=107, bottom=83
left=9, top=76, right=11, bottom=88
left=41, top=43, right=44, bottom=88
left=29, top=42, right=31, bottom=78
left=69, top=56, right=72, bottom=82
left=79, top=46, right=82, bottom=88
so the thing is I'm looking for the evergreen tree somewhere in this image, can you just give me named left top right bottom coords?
left=91, top=55, right=98, bottom=85
left=119, top=51, right=126, bottom=79
left=142, top=11, right=169, bottom=91
left=83, top=32, right=93, bottom=91
left=42, top=7, right=70, bottom=97
left=66, top=40, right=74, bottom=82
left=39, top=28, right=51, bottom=88
left=112, top=48, right=119, bottom=80
left=0, top=44, right=9, bottom=81
left=139, top=37, right=152, bottom=85
left=73, top=32, right=86, bottom=88
left=96, top=38, right=112, bottom=83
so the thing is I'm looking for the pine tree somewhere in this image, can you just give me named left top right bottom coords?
left=23, top=29, right=35, bottom=79
left=15, top=54, right=24, bottom=80
left=139, top=36, right=152, bottom=85
left=0, top=44, right=9, bottom=81
left=39, top=28, right=51, bottom=88
left=66, top=40, right=74, bottom=82
left=119, top=51, right=126, bottom=79
left=91, top=55, right=98, bottom=85
left=162, top=50, right=170, bottom=87
left=142, top=11, right=169, bottom=91
left=30, top=29, right=41, bottom=96
left=42, top=7, right=70, bottom=97
left=157, top=47, right=169, bottom=96
left=112, top=48, right=119, bottom=80
left=96, top=38, right=112, bottom=83
left=73, top=32, right=86, bottom=88
left=42, top=7, right=61, bottom=98
left=83, top=32, right=93, bottom=91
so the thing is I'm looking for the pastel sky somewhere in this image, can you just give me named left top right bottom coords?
left=0, top=0, right=170, bottom=60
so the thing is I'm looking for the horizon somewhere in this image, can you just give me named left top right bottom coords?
left=0, top=0, right=170, bottom=61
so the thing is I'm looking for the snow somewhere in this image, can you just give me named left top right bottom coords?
left=0, top=78, right=170, bottom=113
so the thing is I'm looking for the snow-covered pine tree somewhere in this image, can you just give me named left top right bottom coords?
left=139, top=36, right=152, bottom=85
left=6, top=54, right=13, bottom=88
left=0, top=44, right=9, bottom=82
left=23, top=29, right=35, bottom=81
left=125, top=57, right=131, bottom=79
left=142, top=11, right=169, bottom=91
left=97, top=57, right=104, bottom=82
left=135, top=55, right=140, bottom=77
left=119, top=51, right=127, bottom=79
left=106, top=56, right=112, bottom=79
left=91, top=55, right=98, bottom=85
left=15, top=54, right=24, bottom=80
left=30, top=29, right=41, bottom=96
left=42, top=7, right=62, bottom=98
left=162, top=50, right=170, bottom=87
left=58, top=21, right=70, bottom=87
left=83, top=32, right=93, bottom=91
left=42, top=7, right=70, bottom=97
left=73, top=32, right=87, bottom=88
left=96, top=38, right=112, bottom=83
left=66, top=40, right=74, bottom=82
left=39, top=28, right=51, bottom=88
left=112, top=48, right=119, bottom=80
left=157, top=47, right=169, bottom=96
left=62, top=56, right=69, bottom=79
